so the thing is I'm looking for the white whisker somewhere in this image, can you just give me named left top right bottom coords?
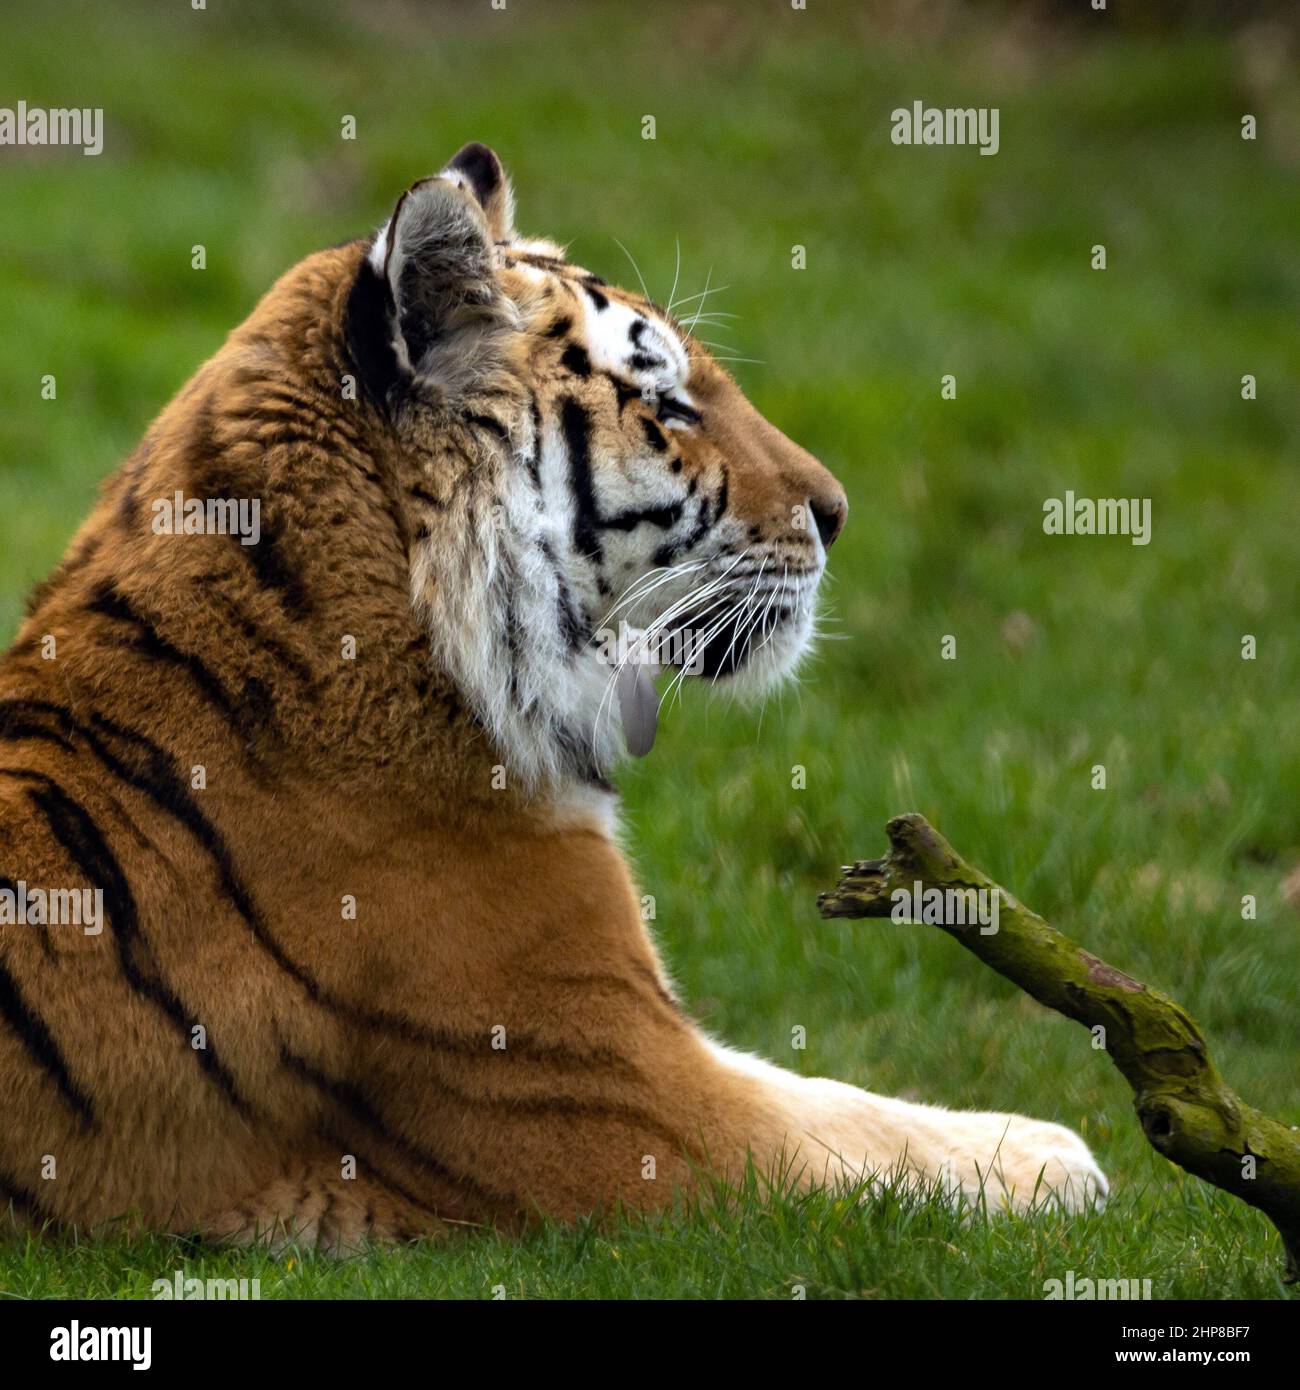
left=685, top=266, right=714, bottom=335
left=612, top=236, right=652, bottom=304
left=667, top=283, right=731, bottom=312
left=667, top=238, right=682, bottom=320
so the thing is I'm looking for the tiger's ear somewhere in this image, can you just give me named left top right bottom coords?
left=349, top=156, right=516, bottom=403
left=439, top=141, right=516, bottom=243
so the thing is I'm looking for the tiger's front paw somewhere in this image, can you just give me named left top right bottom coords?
left=942, top=1113, right=1108, bottom=1213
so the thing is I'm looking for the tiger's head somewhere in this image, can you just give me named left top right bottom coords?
left=34, top=143, right=847, bottom=796
left=344, top=143, right=847, bottom=790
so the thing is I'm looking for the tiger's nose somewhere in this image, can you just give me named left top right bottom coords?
left=810, top=492, right=847, bottom=550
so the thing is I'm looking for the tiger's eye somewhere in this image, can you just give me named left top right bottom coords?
left=656, top=397, right=701, bottom=426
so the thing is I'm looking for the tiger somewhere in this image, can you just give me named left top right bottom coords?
left=0, top=142, right=1106, bottom=1250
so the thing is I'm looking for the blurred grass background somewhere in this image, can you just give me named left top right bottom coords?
left=1, top=0, right=1298, bottom=1298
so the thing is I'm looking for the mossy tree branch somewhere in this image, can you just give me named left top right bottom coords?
left=816, top=812, right=1300, bottom=1282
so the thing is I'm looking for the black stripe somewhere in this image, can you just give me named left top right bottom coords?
left=32, top=712, right=315, bottom=996
left=414, top=1043, right=691, bottom=1156
left=553, top=721, right=613, bottom=789
left=628, top=959, right=686, bottom=1016
left=499, top=543, right=525, bottom=711
left=654, top=473, right=726, bottom=568
left=0, top=953, right=96, bottom=1126
left=118, top=476, right=141, bottom=532
left=604, top=372, right=643, bottom=411
left=0, top=875, right=54, bottom=963
left=641, top=417, right=668, bottom=452
left=0, top=704, right=76, bottom=754
left=513, top=251, right=570, bottom=273
left=601, top=500, right=684, bottom=533
left=317, top=1126, right=432, bottom=1219
left=217, top=404, right=374, bottom=461
left=466, top=412, right=509, bottom=442
left=281, top=1047, right=512, bottom=1208
left=86, top=580, right=248, bottom=733
left=560, top=343, right=591, bottom=377
left=19, top=771, right=252, bottom=1117
left=115, top=442, right=151, bottom=533
left=525, top=393, right=543, bottom=492
left=543, top=316, right=571, bottom=339
left=193, top=581, right=319, bottom=691
left=558, top=392, right=687, bottom=561
left=0, top=1162, right=57, bottom=1228
left=538, top=969, right=683, bottom=1025
left=229, top=423, right=345, bottom=454
left=408, top=481, right=447, bottom=510
left=185, top=395, right=314, bottom=621
left=561, top=398, right=604, bottom=565
left=538, top=537, right=588, bottom=654
left=237, top=508, right=311, bottom=619
left=187, top=393, right=223, bottom=484
left=23, top=532, right=100, bottom=619
left=288, top=1047, right=691, bottom=1206
left=711, top=464, right=730, bottom=526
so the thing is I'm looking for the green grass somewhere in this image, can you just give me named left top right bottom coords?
left=1, top=1167, right=1291, bottom=1301
left=1, top=0, right=1298, bottom=1299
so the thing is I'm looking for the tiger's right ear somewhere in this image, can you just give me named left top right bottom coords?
left=347, top=173, right=516, bottom=406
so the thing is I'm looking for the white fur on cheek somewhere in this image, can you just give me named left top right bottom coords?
left=408, top=408, right=625, bottom=793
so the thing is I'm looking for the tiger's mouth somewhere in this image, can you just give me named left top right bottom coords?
left=639, top=558, right=821, bottom=687
left=668, top=595, right=806, bottom=681
left=594, top=553, right=822, bottom=763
